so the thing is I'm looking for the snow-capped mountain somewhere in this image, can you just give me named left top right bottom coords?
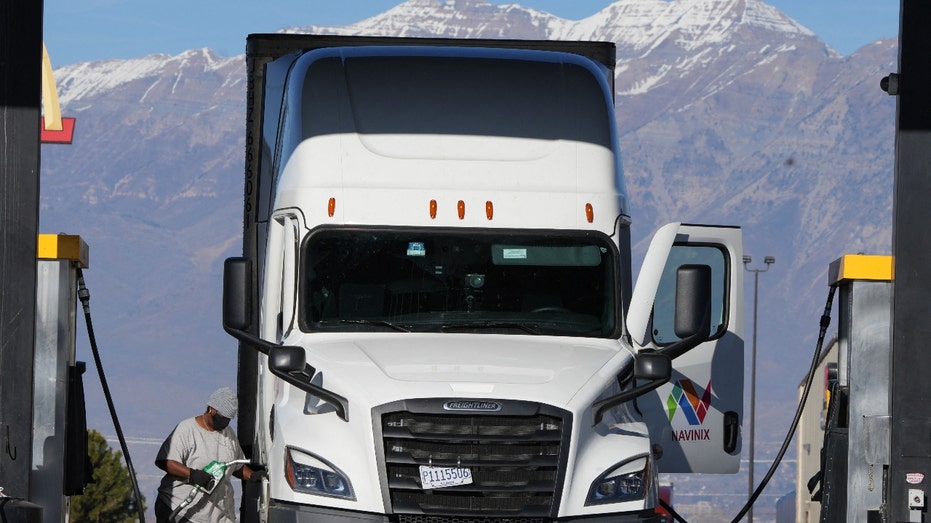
left=39, top=0, right=897, bottom=516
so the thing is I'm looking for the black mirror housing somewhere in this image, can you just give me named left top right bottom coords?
left=659, top=264, right=713, bottom=361
left=223, top=257, right=252, bottom=331
left=634, top=351, right=672, bottom=381
left=269, top=346, right=307, bottom=373
left=674, top=264, right=712, bottom=340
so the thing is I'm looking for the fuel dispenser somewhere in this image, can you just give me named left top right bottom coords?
left=816, top=254, right=892, bottom=522
left=32, top=234, right=89, bottom=523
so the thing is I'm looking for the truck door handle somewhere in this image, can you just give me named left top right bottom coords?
left=723, top=411, right=739, bottom=454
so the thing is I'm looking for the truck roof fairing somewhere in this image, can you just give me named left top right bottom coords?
left=270, top=45, right=627, bottom=218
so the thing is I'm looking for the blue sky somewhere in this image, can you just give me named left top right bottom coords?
left=44, top=0, right=899, bottom=67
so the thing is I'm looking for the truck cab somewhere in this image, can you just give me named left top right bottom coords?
left=224, top=34, right=744, bottom=523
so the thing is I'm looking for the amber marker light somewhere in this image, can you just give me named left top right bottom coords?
left=585, top=203, right=594, bottom=223
left=458, top=200, right=466, bottom=220
left=328, top=198, right=336, bottom=217
left=430, top=199, right=438, bottom=219
left=485, top=201, right=494, bottom=220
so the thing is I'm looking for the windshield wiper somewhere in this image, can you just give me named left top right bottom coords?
left=338, top=319, right=411, bottom=332
left=441, top=321, right=541, bottom=335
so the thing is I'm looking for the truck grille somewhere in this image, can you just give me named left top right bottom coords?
left=376, top=401, right=570, bottom=520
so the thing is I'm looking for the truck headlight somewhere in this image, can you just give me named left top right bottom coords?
left=585, top=455, right=649, bottom=506
left=284, top=447, right=355, bottom=500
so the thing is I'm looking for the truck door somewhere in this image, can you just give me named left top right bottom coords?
left=627, top=223, right=744, bottom=473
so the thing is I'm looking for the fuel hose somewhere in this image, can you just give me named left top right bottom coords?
left=77, top=267, right=146, bottom=523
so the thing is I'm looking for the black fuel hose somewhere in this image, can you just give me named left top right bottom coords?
left=728, top=285, right=837, bottom=523
left=76, top=267, right=146, bottom=523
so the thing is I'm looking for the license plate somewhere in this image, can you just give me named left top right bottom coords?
left=419, top=465, right=473, bottom=489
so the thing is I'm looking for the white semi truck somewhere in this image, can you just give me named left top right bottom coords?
left=223, top=34, right=745, bottom=523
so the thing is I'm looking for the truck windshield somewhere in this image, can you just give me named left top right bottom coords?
left=301, top=229, right=618, bottom=337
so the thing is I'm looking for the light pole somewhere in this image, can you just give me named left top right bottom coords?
left=743, top=254, right=774, bottom=523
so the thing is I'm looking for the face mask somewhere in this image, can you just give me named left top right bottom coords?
left=212, top=413, right=231, bottom=431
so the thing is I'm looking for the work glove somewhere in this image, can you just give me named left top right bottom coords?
left=248, top=470, right=266, bottom=483
left=189, top=468, right=213, bottom=488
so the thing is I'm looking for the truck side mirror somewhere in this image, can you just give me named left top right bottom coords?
left=269, top=345, right=307, bottom=373
left=268, top=346, right=350, bottom=422
left=674, top=264, right=712, bottom=340
left=223, top=260, right=351, bottom=422
left=223, top=257, right=252, bottom=331
left=634, top=351, right=672, bottom=382
left=592, top=351, right=671, bottom=425
left=222, top=257, right=278, bottom=355
left=661, top=264, right=712, bottom=360
left=223, top=257, right=278, bottom=355
left=592, top=263, right=714, bottom=425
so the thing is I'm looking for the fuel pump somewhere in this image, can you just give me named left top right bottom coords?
left=33, top=234, right=89, bottom=523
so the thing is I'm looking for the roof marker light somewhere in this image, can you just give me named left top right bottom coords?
left=430, top=199, right=437, bottom=219
left=585, top=203, right=594, bottom=223
left=328, top=198, right=336, bottom=217
left=458, top=200, right=465, bottom=220
left=485, top=201, right=493, bottom=220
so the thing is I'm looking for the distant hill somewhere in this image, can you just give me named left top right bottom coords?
left=40, top=0, right=897, bottom=516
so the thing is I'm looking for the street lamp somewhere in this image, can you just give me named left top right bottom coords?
left=743, top=254, right=774, bottom=523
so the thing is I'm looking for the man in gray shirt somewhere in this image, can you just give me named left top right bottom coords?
left=155, top=387, right=264, bottom=523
